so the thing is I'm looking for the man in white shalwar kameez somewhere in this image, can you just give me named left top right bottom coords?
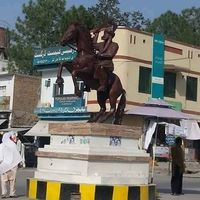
left=0, top=131, right=22, bottom=198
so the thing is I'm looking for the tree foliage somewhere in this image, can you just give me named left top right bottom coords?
left=182, top=7, right=200, bottom=34
left=8, top=0, right=66, bottom=75
left=15, top=0, right=66, bottom=48
left=146, top=8, right=200, bottom=46
left=181, top=7, right=200, bottom=46
left=8, top=0, right=150, bottom=75
left=62, top=5, right=96, bottom=31
left=8, top=0, right=200, bottom=75
left=88, top=0, right=149, bottom=29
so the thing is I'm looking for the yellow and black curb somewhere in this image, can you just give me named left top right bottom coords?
left=27, top=178, right=156, bottom=200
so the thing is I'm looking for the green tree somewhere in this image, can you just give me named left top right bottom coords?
left=8, top=0, right=149, bottom=75
left=88, top=0, right=149, bottom=29
left=181, top=7, right=200, bottom=46
left=146, top=11, right=194, bottom=45
left=62, top=5, right=96, bottom=31
left=8, top=0, right=66, bottom=75
left=88, top=0, right=122, bottom=25
left=123, top=11, right=150, bottom=29
left=182, top=7, right=200, bottom=34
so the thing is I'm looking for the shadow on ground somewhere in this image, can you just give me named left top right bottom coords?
left=158, top=188, right=200, bottom=195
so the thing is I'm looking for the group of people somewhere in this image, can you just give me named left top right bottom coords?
left=0, top=131, right=23, bottom=198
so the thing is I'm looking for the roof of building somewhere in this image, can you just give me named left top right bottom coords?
left=117, top=26, right=200, bottom=50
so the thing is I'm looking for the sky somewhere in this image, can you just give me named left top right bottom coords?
left=0, top=0, right=199, bottom=29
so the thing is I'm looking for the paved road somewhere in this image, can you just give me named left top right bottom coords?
left=0, top=168, right=34, bottom=200
left=154, top=174, right=200, bottom=200
left=1, top=168, right=200, bottom=199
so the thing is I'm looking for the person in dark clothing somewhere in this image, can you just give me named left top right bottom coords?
left=171, top=137, right=185, bottom=195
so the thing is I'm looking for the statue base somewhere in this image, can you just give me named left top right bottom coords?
left=27, top=122, right=156, bottom=200
left=27, top=178, right=156, bottom=200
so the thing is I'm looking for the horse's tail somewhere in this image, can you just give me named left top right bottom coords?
left=114, top=89, right=126, bottom=125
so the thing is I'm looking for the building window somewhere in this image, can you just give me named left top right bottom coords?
left=0, top=86, right=6, bottom=96
left=186, top=76, right=197, bottom=101
left=188, top=50, right=190, bottom=58
left=164, top=72, right=176, bottom=98
left=0, top=86, right=6, bottom=90
left=138, top=66, right=151, bottom=94
left=188, top=50, right=193, bottom=59
left=53, top=83, right=63, bottom=97
left=134, top=36, right=136, bottom=44
left=44, top=79, right=51, bottom=87
left=191, top=51, right=193, bottom=59
left=130, top=34, right=132, bottom=44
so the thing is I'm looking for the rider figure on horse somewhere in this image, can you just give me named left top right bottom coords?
left=92, top=24, right=119, bottom=92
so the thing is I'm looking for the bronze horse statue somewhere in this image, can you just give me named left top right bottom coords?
left=56, top=23, right=126, bottom=124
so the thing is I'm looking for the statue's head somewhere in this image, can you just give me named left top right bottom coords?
left=101, top=24, right=117, bottom=41
left=61, top=23, right=80, bottom=46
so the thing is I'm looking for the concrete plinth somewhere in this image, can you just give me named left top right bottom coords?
left=27, top=122, right=156, bottom=200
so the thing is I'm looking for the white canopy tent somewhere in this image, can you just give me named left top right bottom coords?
left=126, top=98, right=198, bottom=183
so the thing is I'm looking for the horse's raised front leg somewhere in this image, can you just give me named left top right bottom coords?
left=71, top=70, right=82, bottom=97
left=56, top=63, right=64, bottom=88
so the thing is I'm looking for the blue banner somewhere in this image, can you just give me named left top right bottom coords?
left=54, top=95, right=85, bottom=108
left=33, top=46, right=77, bottom=66
left=151, top=34, right=165, bottom=99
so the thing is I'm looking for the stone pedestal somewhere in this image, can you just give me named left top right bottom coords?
left=35, top=122, right=149, bottom=185
left=27, top=122, right=156, bottom=200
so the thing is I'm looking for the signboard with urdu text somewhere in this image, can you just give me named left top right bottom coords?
left=54, top=95, right=85, bottom=108
left=151, top=34, right=165, bottom=99
left=33, top=46, right=77, bottom=66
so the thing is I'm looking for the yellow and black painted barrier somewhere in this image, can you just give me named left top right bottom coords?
left=27, top=178, right=156, bottom=200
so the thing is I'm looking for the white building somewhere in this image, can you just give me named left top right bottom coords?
left=0, top=46, right=41, bottom=129
left=38, top=68, right=74, bottom=107
left=0, top=50, right=10, bottom=128
left=33, top=46, right=77, bottom=108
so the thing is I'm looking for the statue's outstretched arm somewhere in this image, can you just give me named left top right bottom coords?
left=91, top=27, right=101, bottom=44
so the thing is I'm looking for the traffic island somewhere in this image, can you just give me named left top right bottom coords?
left=27, top=122, right=156, bottom=200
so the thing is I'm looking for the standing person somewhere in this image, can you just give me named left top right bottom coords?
left=0, top=131, right=22, bottom=198
left=171, top=137, right=185, bottom=195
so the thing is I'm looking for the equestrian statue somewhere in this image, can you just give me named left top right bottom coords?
left=56, top=23, right=126, bottom=124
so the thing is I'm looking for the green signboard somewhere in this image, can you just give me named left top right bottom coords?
left=166, top=100, right=182, bottom=111
left=151, top=34, right=165, bottom=99
left=33, top=46, right=77, bottom=66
